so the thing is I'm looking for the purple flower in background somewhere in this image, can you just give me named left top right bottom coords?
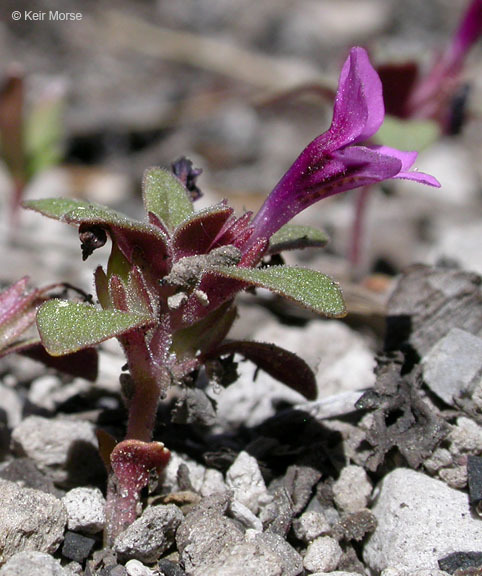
left=250, top=47, right=440, bottom=243
left=406, top=0, right=482, bottom=125
left=379, top=0, right=482, bottom=132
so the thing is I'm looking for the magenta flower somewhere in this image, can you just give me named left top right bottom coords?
left=250, top=47, right=441, bottom=243
left=405, top=0, right=482, bottom=125
left=379, top=0, right=482, bottom=132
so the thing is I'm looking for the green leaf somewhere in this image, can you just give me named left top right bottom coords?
left=375, top=116, right=440, bottom=151
left=23, top=197, right=171, bottom=277
left=211, top=265, right=346, bottom=317
left=24, top=197, right=136, bottom=228
left=37, top=299, right=153, bottom=356
left=203, top=340, right=317, bottom=400
left=268, top=224, right=329, bottom=254
left=143, top=167, right=194, bottom=231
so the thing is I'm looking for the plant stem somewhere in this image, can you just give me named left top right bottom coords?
left=349, top=185, right=372, bottom=281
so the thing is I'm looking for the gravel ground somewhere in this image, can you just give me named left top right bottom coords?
left=0, top=1, right=481, bottom=574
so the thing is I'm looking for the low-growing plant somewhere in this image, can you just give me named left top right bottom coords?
left=23, top=47, right=439, bottom=543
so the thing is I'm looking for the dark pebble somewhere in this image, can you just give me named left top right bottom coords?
left=157, top=559, right=187, bottom=575
left=439, top=551, right=482, bottom=574
left=467, top=456, right=482, bottom=511
left=62, top=530, right=97, bottom=563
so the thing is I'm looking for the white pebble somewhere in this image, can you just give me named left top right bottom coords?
left=125, top=559, right=154, bottom=575
left=303, top=536, right=342, bottom=573
left=292, top=510, right=331, bottom=543
left=332, top=465, right=372, bottom=513
left=62, top=487, right=106, bottom=534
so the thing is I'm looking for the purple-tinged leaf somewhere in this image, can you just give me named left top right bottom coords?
left=172, top=204, right=233, bottom=258
left=0, top=277, right=43, bottom=351
left=37, top=299, right=153, bottom=356
left=21, top=343, right=99, bottom=382
left=126, top=267, right=157, bottom=316
left=0, top=338, right=98, bottom=381
left=108, top=275, right=129, bottom=312
left=211, top=211, right=254, bottom=250
left=0, top=277, right=35, bottom=322
left=23, top=198, right=171, bottom=277
left=203, top=340, right=317, bottom=400
left=142, top=167, right=194, bottom=231
left=107, top=439, right=170, bottom=541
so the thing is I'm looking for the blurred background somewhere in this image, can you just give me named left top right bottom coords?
left=0, top=0, right=481, bottom=307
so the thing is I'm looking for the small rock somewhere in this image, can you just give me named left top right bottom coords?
left=422, top=328, right=482, bottom=407
left=311, top=573, right=363, bottom=576
left=310, top=573, right=362, bottom=576
left=156, top=559, right=186, bottom=576
left=0, top=551, right=68, bottom=575
left=363, top=468, right=482, bottom=572
left=332, top=465, right=372, bottom=514
left=197, top=530, right=303, bottom=576
left=438, top=466, right=467, bottom=490
left=249, top=531, right=303, bottom=576
left=448, top=417, right=482, bottom=456
left=11, top=416, right=104, bottom=487
left=125, top=559, right=155, bottom=576
left=228, top=499, right=263, bottom=531
left=385, top=266, right=482, bottom=357
left=259, top=487, right=294, bottom=537
left=423, top=448, right=453, bottom=474
left=333, top=509, right=377, bottom=542
left=429, top=219, right=482, bottom=274
left=176, top=493, right=244, bottom=575
left=0, top=382, right=23, bottom=428
left=0, top=478, right=67, bottom=565
left=283, top=464, right=322, bottom=516
left=438, top=551, right=482, bottom=574
left=28, top=375, right=91, bottom=413
left=303, top=536, right=343, bottom=573
left=161, top=451, right=206, bottom=494
left=61, top=531, right=96, bottom=563
left=85, top=549, right=124, bottom=576
left=62, top=487, right=106, bottom=534
left=292, top=510, right=331, bottom=543
left=114, top=504, right=183, bottom=563
left=63, top=562, right=83, bottom=576
left=380, top=571, right=449, bottom=576
left=467, top=456, right=482, bottom=512
left=200, top=468, right=228, bottom=497
left=225, top=451, right=271, bottom=515
left=0, top=457, right=62, bottom=496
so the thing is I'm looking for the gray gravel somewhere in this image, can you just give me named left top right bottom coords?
left=0, top=479, right=67, bottom=565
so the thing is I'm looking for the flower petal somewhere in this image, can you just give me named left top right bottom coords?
left=367, top=145, right=441, bottom=187
left=330, top=47, right=385, bottom=147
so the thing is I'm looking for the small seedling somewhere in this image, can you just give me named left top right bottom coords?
left=24, top=47, right=439, bottom=543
